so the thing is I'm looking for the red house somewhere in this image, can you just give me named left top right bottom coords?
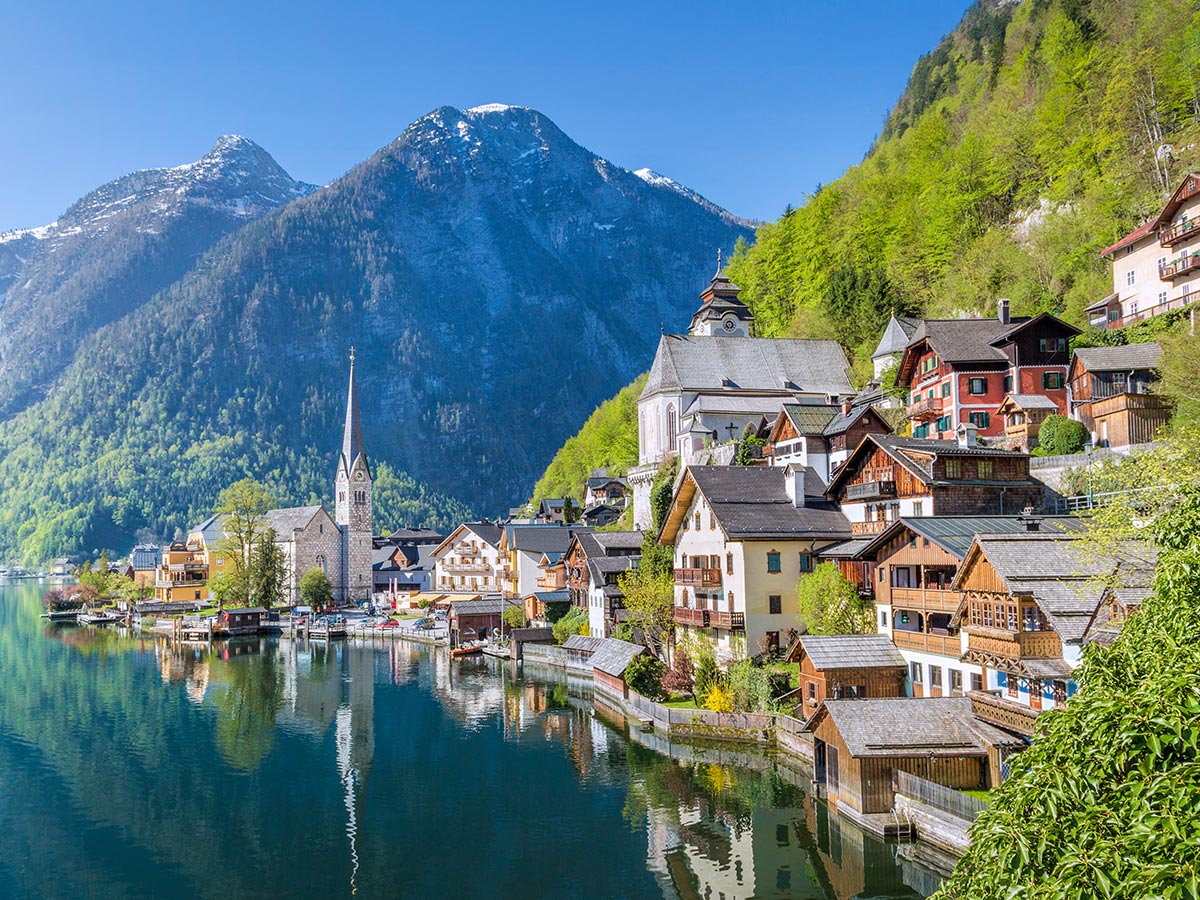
left=897, top=302, right=1080, bottom=442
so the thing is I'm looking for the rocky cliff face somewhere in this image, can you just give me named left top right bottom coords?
left=0, top=136, right=315, bottom=415
left=0, top=106, right=752, bottom=559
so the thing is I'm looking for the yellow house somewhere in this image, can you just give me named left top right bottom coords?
left=153, top=515, right=226, bottom=604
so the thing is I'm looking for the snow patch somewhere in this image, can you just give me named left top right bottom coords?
left=466, top=103, right=517, bottom=115
left=0, top=222, right=57, bottom=244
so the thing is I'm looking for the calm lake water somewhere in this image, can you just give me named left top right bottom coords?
left=0, top=582, right=941, bottom=899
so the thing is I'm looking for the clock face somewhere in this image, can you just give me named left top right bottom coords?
left=354, top=471, right=365, bottom=481
left=722, top=317, right=736, bottom=332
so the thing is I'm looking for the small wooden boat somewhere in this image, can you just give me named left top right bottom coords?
left=449, top=644, right=482, bottom=658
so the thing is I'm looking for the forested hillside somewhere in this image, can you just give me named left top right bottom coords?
left=727, top=0, right=1200, bottom=377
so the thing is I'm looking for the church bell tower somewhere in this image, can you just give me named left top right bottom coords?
left=335, top=348, right=373, bottom=602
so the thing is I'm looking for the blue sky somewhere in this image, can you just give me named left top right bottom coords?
left=0, top=0, right=969, bottom=231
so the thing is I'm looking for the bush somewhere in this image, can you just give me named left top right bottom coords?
left=625, top=653, right=667, bottom=700
left=703, top=684, right=734, bottom=713
left=660, top=650, right=694, bottom=698
left=1034, top=414, right=1089, bottom=456
left=692, top=643, right=721, bottom=704
left=728, top=660, right=777, bottom=713
left=502, top=604, right=527, bottom=630
left=552, top=606, right=588, bottom=644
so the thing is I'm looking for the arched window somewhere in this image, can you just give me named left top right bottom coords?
left=316, top=554, right=327, bottom=573
left=665, top=404, right=677, bottom=452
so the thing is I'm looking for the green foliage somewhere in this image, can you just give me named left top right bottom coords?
left=727, top=660, right=777, bottom=714
left=298, top=567, right=333, bottom=610
left=616, top=566, right=675, bottom=658
left=248, top=527, right=286, bottom=609
left=551, top=606, right=588, bottom=644
left=733, top=434, right=766, bottom=466
left=532, top=374, right=646, bottom=506
left=691, top=640, right=722, bottom=706
left=726, top=0, right=1200, bottom=366
left=624, top=653, right=667, bottom=701
left=936, top=431, right=1200, bottom=899
left=542, top=601, right=572, bottom=625
left=1033, top=414, right=1089, bottom=456
left=501, top=604, right=527, bottom=630
left=795, top=562, right=874, bottom=635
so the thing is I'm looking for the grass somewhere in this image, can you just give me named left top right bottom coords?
left=962, top=789, right=991, bottom=802
left=664, top=695, right=699, bottom=709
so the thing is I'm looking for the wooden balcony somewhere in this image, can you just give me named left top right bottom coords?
left=674, top=606, right=709, bottom=628
left=674, top=567, right=722, bottom=587
left=1159, top=256, right=1200, bottom=280
left=1159, top=219, right=1200, bottom=247
left=889, top=587, right=963, bottom=613
left=964, top=627, right=1062, bottom=662
left=536, top=575, right=566, bottom=589
left=968, top=690, right=1040, bottom=738
left=907, top=396, right=942, bottom=421
left=851, top=520, right=890, bottom=536
left=709, top=610, right=745, bottom=630
left=1109, top=292, right=1195, bottom=329
left=844, top=479, right=897, bottom=501
left=893, top=629, right=960, bottom=657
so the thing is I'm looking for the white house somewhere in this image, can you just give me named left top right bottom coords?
left=431, top=522, right=505, bottom=594
left=658, top=465, right=851, bottom=661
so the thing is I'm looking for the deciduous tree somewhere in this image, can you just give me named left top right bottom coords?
left=795, top=562, right=874, bottom=635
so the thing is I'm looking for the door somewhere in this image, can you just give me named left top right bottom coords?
left=1029, top=679, right=1043, bottom=710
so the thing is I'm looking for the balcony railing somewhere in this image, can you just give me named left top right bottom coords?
left=674, top=606, right=709, bottom=628
left=845, top=479, right=897, bottom=501
left=893, top=629, right=960, bottom=657
left=1109, top=292, right=1195, bottom=329
left=851, top=520, right=890, bottom=536
left=709, top=610, right=745, bottom=630
left=1159, top=256, right=1200, bottom=280
left=674, top=567, right=722, bottom=587
left=907, top=396, right=942, bottom=421
left=889, top=587, right=963, bottom=613
left=1159, top=219, right=1199, bottom=247
left=965, top=627, right=1062, bottom=660
left=441, top=562, right=495, bottom=574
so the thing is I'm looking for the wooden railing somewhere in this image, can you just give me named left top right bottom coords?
left=965, top=628, right=1061, bottom=660
left=1159, top=219, right=1200, bottom=247
left=893, top=629, right=961, bottom=657
left=845, top=479, right=897, bottom=501
left=1159, top=256, right=1200, bottom=279
left=851, top=520, right=890, bottom=536
left=889, top=587, right=962, bottom=612
left=673, top=606, right=709, bottom=628
left=1110, top=293, right=1195, bottom=329
left=968, top=690, right=1040, bottom=737
left=674, top=567, right=722, bottom=587
left=907, top=396, right=942, bottom=420
left=709, top=610, right=745, bottom=630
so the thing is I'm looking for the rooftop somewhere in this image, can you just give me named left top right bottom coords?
left=590, top=638, right=647, bottom=677
left=1073, top=342, right=1163, bottom=373
left=807, top=697, right=1024, bottom=757
left=797, top=634, right=907, bottom=670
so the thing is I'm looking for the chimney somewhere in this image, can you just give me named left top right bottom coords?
left=784, top=464, right=807, bottom=508
left=997, top=297, right=1011, bottom=325
left=841, top=399, right=853, bottom=417
left=1020, top=505, right=1041, bottom=532
left=956, top=422, right=978, bottom=449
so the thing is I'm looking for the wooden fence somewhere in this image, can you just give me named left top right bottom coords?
left=894, top=770, right=988, bottom=822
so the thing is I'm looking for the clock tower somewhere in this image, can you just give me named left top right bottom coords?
left=688, top=250, right=755, bottom=337
left=335, top=348, right=373, bottom=603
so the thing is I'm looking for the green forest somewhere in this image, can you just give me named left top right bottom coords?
left=533, top=0, right=1200, bottom=492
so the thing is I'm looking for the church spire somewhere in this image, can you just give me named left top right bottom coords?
left=341, top=347, right=366, bottom=473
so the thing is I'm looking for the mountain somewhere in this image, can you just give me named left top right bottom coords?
left=0, top=136, right=316, bottom=416
left=0, top=105, right=752, bottom=561
left=725, top=0, right=1200, bottom=377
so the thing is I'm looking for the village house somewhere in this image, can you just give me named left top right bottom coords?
left=659, top=465, right=851, bottom=661
left=430, top=522, right=504, bottom=594
left=951, top=529, right=1156, bottom=735
left=589, top=637, right=648, bottom=701
left=786, top=634, right=908, bottom=721
left=583, top=469, right=629, bottom=508
left=829, top=515, right=1084, bottom=704
left=629, top=263, right=855, bottom=529
left=373, top=543, right=436, bottom=599
left=580, top=504, right=622, bottom=528
left=804, top=697, right=1024, bottom=822
left=130, top=543, right=161, bottom=587
left=499, top=524, right=592, bottom=599
left=763, top=400, right=893, bottom=483
left=448, top=597, right=520, bottom=644
left=1068, top=343, right=1170, bottom=447
left=895, top=302, right=1080, bottom=442
left=1086, top=172, right=1200, bottom=329
left=870, top=314, right=921, bottom=381
left=995, top=394, right=1060, bottom=452
left=824, top=430, right=1045, bottom=536
left=562, top=531, right=643, bottom=638
left=154, top=519, right=223, bottom=604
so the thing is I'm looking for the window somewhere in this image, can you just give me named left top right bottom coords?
left=930, top=667, right=943, bottom=689
left=910, top=661, right=923, bottom=685
left=694, top=512, right=701, bottom=530
left=1126, top=270, right=1135, bottom=286
left=807, top=681, right=817, bottom=701
left=665, top=404, right=677, bottom=450
left=799, top=552, right=813, bottom=573
left=971, top=673, right=983, bottom=692
left=1053, top=680, right=1067, bottom=704
left=951, top=670, right=963, bottom=693
left=945, top=459, right=962, bottom=479
left=726, top=552, right=734, bottom=575
left=1039, top=337, right=1068, bottom=353
left=967, top=377, right=988, bottom=395
left=709, top=515, right=716, bottom=530
left=941, top=382, right=951, bottom=397
left=1158, top=290, right=1168, bottom=305
left=1004, top=374, right=1013, bottom=393
left=769, top=594, right=782, bottom=614
left=1007, top=673, right=1019, bottom=698
left=1043, top=372, right=1065, bottom=390
left=968, top=412, right=990, bottom=428
left=880, top=610, right=888, bottom=628
left=912, top=501, right=924, bottom=516
left=977, top=460, right=993, bottom=479
left=767, top=551, right=781, bottom=574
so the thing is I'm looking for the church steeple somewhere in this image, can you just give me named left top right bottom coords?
left=340, top=346, right=367, bottom=477
left=688, top=249, right=754, bottom=337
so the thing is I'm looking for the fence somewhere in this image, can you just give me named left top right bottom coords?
left=894, top=770, right=988, bottom=822
left=622, top=689, right=776, bottom=742
left=521, top=643, right=569, bottom=666
left=1052, top=484, right=1167, bottom=514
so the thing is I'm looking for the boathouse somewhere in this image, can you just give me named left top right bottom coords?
left=803, top=697, right=1023, bottom=821
left=220, top=607, right=266, bottom=636
left=786, top=634, right=908, bottom=720
left=590, top=638, right=647, bottom=699
left=449, top=597, right=519, bottom=642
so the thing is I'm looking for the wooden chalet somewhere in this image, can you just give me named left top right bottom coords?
left=449, top=597, right=518, bottom=642
left=220, top=607, right=266, bottom=636
left=763, top=400, right=892, bottom=482
left=996, top=394, right=1059, bottom=451
left=825, top=432, right=1044, bottom=537
left=803, top=698, right=1024, bottom=820
left=785, top=634, right=907, bottom=720
left=1068, top=343, right=1170, bottom=446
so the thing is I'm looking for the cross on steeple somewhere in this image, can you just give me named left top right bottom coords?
left=716, top=247, right=723, bottom=274
left=349, top=345, right=356, bottom=365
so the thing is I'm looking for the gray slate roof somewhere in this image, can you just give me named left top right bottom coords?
left=528, top=589, right=570, bottom=603
left=563, top=634, right=606, bottom=654
left=590, top=638, right=647, bottom=677
left=450, top=597, right=518, bottom=616
left=798, top=634, right=907, bottom=670
left=462, top=522, right=503, bottom=547
left=506, top=524, right=592, bottom=554
left=872, top=315, right=922, bottom=359
left=592, top=531, right=645, bottom=551
left=687, top=466, right=850, bottom=540
left=781, top=403, right=839, bottom=435
left=810, top=697, right=1024, bottom=757
left=1073, top=342, right=1163, bottom=372
left=907, top=317, right=1022, bottom=365
left=265, top=505, right=324, bottom=534
left=641, top=335, right=852, bottom=399
left=1004, top=394, right=1060, bottom=411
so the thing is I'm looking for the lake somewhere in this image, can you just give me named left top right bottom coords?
left=0, top=582, right=941, bottom=899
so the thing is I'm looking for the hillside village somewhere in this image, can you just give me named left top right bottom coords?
left=50, top=169, right=1197, bottom=853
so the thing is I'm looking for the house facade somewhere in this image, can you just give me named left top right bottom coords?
left=562, top=531, right=643, bottom=638
left=1087, top=172, right=1200, bottom=329
left=499, top=524, right=592, bottom=599
left=659, top=465, right=851, bottom=661
left=896, top=304, right=1079, bottom=442
left=1068, top=343, right=1170, bottom=446
left=431, top=523, right=504, bottom=594
left=764, top=401, right=892, bottom=483
left=786, top=634, right=907, bottom=721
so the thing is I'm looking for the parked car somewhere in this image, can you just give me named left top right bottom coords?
left=375, top=618, right=399, bottom=629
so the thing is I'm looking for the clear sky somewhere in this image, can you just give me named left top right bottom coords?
left=0, top=0, right=970, bottom=232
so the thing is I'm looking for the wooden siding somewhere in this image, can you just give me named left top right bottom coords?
left=839, top=446, right=928, bottom=501
left=1092, top=392, right=1172, bottom=447
left=797, top=655, right=906, bottom=720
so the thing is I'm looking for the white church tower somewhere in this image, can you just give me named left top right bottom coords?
left=335, top=349, right=373, bottom=602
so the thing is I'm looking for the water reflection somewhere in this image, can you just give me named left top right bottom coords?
left=0, top=583, right=938, bottom=899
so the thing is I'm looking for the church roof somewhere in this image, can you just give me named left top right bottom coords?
left=265, top=505, right=326, bottom=535
left=871, top=315, right=921, bottom=360
left=640, top=335, right=852, bottom=400
left=340, top=357, right=368, bottom=475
